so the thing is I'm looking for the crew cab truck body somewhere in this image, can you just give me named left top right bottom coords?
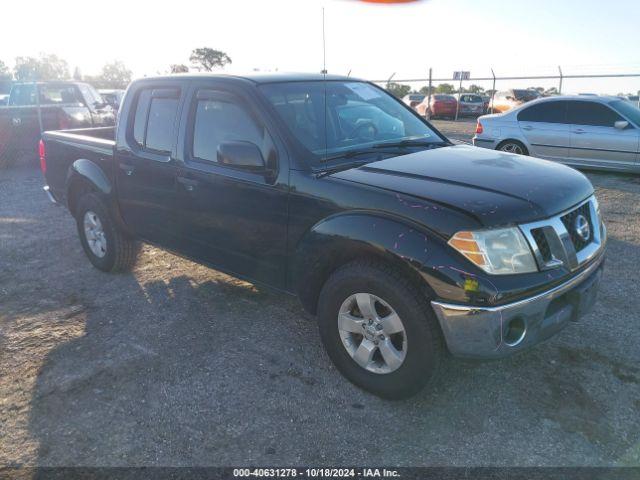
left=40, top=74, right=606, bottom=399
left=0, top=81, right=115, bottom=163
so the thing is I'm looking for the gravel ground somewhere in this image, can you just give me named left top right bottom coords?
left=1, top=128, right=640, bottom=466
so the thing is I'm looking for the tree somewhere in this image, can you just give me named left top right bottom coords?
left=170, top=64, right=189, bottom=74
left=14, top=53, right=69, bottom=81
left=419, top=85, right=434, bottom=95
left=468, top=84, right=484, bottom=94
left=435, top=83, right=455, bottom=94
left=97, top=61, right=132, bottom=89
left=73, top=67, right=82, bottom=81
left=386, top=82, right=411, bottom=99
left=0, top=60, right=11, bottom=81
left=545, top=87, right=559, bottom=96
left=189, top=48, right=232, bottom=71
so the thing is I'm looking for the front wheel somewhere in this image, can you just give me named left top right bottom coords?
left=75, top=193, right=139, bottom=272
left=317, top=260, right=445, bottom=399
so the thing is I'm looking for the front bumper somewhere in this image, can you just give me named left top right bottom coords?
left=431, top=252, right=605, bottom=359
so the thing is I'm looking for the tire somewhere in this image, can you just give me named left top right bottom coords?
left=317, top=260, right=445, bottom=399
left=497, top=139, right=528, bottom=156
left=75, top=193, right=139, bottom=272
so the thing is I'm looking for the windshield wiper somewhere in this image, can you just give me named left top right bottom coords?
left=371, top=139, right=449, bottom=149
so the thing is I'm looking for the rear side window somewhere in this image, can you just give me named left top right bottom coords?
left=192, top=96, right=267, bottom=163
left=517, top=101, right=567, bottom=123
left=131, top=88, right=180, bottom=153
left=566, top=101, right=623, bottom=127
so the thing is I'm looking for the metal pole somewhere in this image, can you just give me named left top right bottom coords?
left=454, top=71, right=462, bottom=121
left=558, top=66, right=563, bottom=95
left=347, top=69, right=351, bottom=77
left=426, top=67, right=432, bottom=119
left=386, top=72, right=396, bottom=89
left=35, top=81, right=43, bottom=135
left=490, top=68, right=496, bottom=113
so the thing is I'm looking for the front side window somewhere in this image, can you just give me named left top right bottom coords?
left=517, top=101, right=567, bottom=123
left=192, top=96, right=268, bottom=163
left=609, top=100, right=640, bottom=127
left=259, top=81, right=441, bottom=160
left=566, top=101, right=623, bottom=127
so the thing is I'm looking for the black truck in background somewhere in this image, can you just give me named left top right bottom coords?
left=0, top=81, right=115, bottom=164
left=39, top=73, right=606, bottom=399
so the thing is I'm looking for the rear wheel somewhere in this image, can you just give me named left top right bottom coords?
left=317, top=260, right=445, bottom=399
left=497, top=139, right=528, bottom=156
left=75, top=193, right=139, bottom=272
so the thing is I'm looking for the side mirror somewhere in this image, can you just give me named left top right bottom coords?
left=614, top=120, right=629, bottom=130
left=217, top=141, right=265, bottom=170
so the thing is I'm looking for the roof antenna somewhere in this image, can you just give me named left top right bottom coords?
left=321, top=7, right=327, bottom=74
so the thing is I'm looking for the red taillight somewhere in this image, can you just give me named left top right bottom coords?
left=39, top=139, right=46, bottom=174
left=475, top=121, right=484, bottom=135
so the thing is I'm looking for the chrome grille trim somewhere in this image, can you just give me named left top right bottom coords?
left=519, top=196, right=605, bottom=272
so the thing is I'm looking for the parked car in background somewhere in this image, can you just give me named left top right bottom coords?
left=622, top=95, right=640, bottom=108
left=416, top=94, right=457, bottom=119
left=40, top=73, right=605, bottom=399
left=481, top=95, right=491, bottom=112
left=402, top=93, right=425, bottom=110
left=490, top=89, right=541, bottom=113
left=456, top=94, right=485, bottom=116
left=473, top=95, right=640, bottom=173
left=99, top=89, right=126, bottom=111
left=0, top=81, right=115, bottom=163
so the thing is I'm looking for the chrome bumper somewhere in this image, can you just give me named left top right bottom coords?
left=431, top=251, right=605, bottom=359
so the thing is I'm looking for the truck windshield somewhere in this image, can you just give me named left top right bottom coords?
left=259, top=81, right=442, bottom=161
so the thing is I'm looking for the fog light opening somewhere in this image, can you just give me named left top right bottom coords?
left=504, top=317, right=526, bottom=347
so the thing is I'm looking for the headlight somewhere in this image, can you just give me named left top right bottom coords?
left=448, top=227, right=537, bottom=275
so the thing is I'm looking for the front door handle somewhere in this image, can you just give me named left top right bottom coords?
left=176, top=176, right=199, bottom=192
left=119, top=163, right=135, bottom=176
left=521, top=125, right=533, bottom=131
left=573, top=129, right=586, bottom=134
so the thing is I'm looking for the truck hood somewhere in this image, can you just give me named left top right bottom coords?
left=332, top=144, right=594, bottom=227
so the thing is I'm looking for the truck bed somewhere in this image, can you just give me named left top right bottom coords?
left=41, top=127, right=116, bottom=204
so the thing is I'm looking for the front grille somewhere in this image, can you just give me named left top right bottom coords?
left=531, top=228, right=552, bottom=263
left=560, top=202, right=592, bottom=252
left=519, top=196, right=603, bottom=272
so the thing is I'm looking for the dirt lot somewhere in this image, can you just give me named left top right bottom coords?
left=1, top=126, right=640, bottom=466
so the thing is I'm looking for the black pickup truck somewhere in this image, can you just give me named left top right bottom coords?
left=40, top=73, right=606, bottom=399
left=0, top=81, right=115, bottom=164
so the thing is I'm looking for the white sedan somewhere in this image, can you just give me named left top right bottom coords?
left=472, top=95, right=640, bottom=173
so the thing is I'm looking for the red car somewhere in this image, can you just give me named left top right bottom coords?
left=416, top=94, right=457, bottom=119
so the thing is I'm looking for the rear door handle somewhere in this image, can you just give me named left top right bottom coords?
left=573, top=129, right=586, bottom=134
left=176, top=176, right=199, bottom=191
left=521, top=125, right=533, bottom=131
left=119, top=163, right=135, bottom=176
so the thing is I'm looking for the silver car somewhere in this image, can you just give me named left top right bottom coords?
left=473, top=95, right=640, bottom=173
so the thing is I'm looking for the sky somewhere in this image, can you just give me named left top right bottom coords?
left=2, top=0, right=640, bottom=94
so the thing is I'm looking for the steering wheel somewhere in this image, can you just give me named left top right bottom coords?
left=347, top=121, right=378, bottom=141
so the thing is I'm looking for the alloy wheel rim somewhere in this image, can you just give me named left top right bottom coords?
left=500, top=143, right=523, bottom=154
left=83, top=211, right=107, bottom=258
left=337, top=293, right=407, bottom=374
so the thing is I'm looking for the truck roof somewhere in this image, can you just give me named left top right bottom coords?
left=135, top=72, right=361, bottom=84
